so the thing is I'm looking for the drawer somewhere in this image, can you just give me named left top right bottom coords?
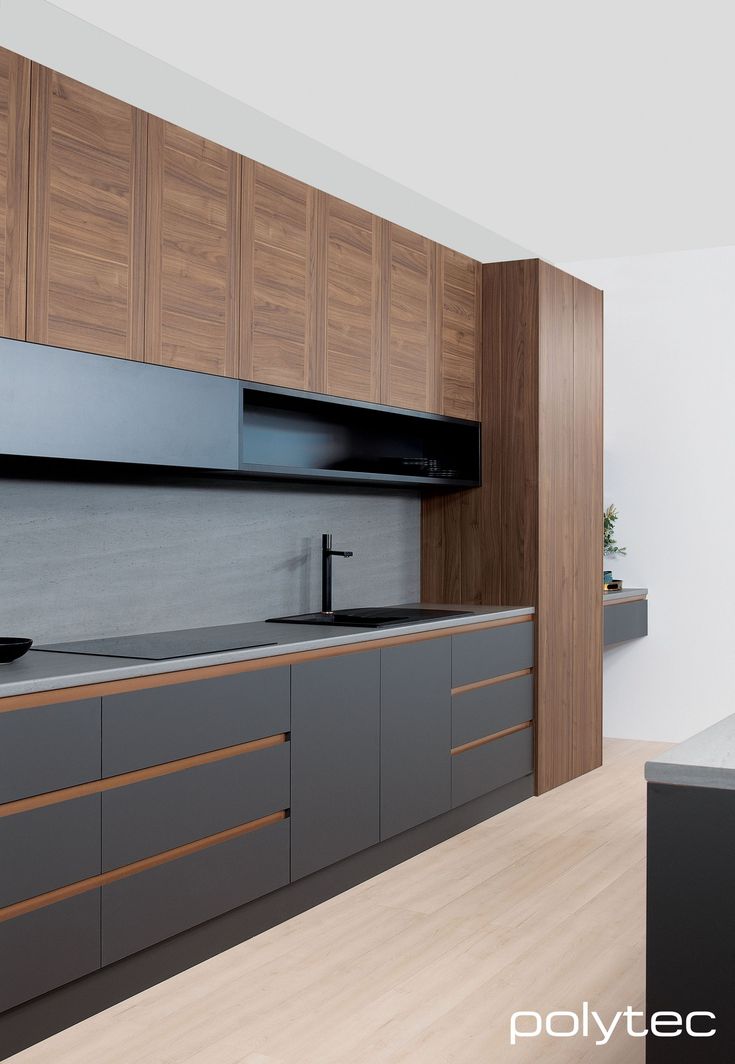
left=0, top=698, right=101, bottom=804
left=452, top=621, right=534, bottom=687
left=452, top=674, right=534, bottom=749
left=102, top=667, right=290, bottom=775
left=0, top=796, right=100, bottom=909
left=102, top=741, right=290, bottom=870
left=604, top=599, right=648, bottom=646
left=0, top=891, right=100, bottom=1013
left=102, top=818, right=290, bottom=964
left=451, top=726, right=534, bottom=808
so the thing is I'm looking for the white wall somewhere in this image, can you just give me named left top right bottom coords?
left=566, top=247, right=735, bottom=742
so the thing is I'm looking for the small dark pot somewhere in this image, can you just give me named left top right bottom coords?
left=0, top=638, right=33, bottom=664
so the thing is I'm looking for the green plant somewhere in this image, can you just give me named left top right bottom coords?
left=604, top=504, right=627, bottom=558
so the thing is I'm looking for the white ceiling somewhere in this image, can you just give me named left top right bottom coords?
left=4, top=0, right=735, bottom=262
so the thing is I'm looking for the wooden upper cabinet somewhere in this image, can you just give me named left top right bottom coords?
left=145, top=119, right=240, bottom=375
left=439, top=247, right=480, bottom=420
left=27, top=65, right=146, bottom=358
left=16, top=49, right=481, bottom=409
left=240, top=160, right=314, bottom=390
left=0, top=48, right=30, bottom=340
left=383, top=224, right=434, bottom=412
left=323, top=195, right=380, bottom=403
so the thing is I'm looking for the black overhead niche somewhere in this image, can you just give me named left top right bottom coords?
left=0, top=338, right=481, bottom=490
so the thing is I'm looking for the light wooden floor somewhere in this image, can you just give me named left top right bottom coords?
left=11, top=739, right=668, bottom=1064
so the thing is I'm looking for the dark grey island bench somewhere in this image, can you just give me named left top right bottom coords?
left=646, top=716, right=735, bottom=1061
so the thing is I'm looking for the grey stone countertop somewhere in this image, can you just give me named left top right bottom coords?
left=0, top=603, right=534, bottom=700
left=645, top=714, right=735, bottom=791
left=603, top=587, right=648, bottom=604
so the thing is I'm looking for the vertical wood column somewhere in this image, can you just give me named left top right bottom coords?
left=571, top=277, right=604, bottom=777
left=536, top=262, right=575, bottom=793
left=421, top=258, right=603, bottom=794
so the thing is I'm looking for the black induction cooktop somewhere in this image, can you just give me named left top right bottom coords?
left=39, top=623, right=277, bottom=661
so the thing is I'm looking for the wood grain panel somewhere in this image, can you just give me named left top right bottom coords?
left=145, top=117, right=240, bottom=374
left=0, top=48, right=30, bottom=339
left=28, top=65, right=146, bottom=358
left=241, top=162, right=313, bottom=389
left=420, top=490, right=463, bottom=603
left=423, top=260, right=538, bottom=606
left=440, top=247, right=480, bottom=419
left=491, top=260, right=540, bottom=607
left=384, top=223, right=432, bottom=410
left=323, top=195, right=379, bottom=402
left=536, top=261, right=575, bottom=794
left=572, top=277, right=603, bottom=777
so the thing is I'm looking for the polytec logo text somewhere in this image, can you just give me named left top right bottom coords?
left=510, top=1002, right=716, bottom=1046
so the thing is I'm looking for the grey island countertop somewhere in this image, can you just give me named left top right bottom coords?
left=645, top=713, right=735, bottom=791
left=0, top=603, right=534, bottom=700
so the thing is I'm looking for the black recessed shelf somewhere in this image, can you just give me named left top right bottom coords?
left=239, top=381, right=481, bottom=489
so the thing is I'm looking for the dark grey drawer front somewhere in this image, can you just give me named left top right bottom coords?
left=0, top=698, right=101, bottom=804
left=291, top=651, right=381, bottom=881
left=102, top=742, right=290, bottom=871
left=451, top=727, right=534, bottom=808
left=102, top=819, right=289, bottom=965
left=452, top=674, right=534, bottom=749
left=451, top=622, right=534, bottom=687
left=604, top=600, right=648, bottom=646
left=0, top=891, right=100, bottom=1013
left=0, top=796, right=101, bottom=909
left=380, top=639, right=451, bottom=841
left=102, top=667, right=290, bottom=775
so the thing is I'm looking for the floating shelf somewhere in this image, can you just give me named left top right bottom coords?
left=240, top=382, right=481, bottom=489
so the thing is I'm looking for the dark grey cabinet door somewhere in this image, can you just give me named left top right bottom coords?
left=290, top=651, right=380, bottom=880
left=452, top=673, right=534, bottom=748
left=0, top=697, right=101, bottom=804
left=0, top=796, right=101, bottom=908
left=0, top=892, right=101, bottom=1013
left=380, top=639, right=451, bottom=841
left=452, top=727, right=534, bottom=808
left=102, top=742, right=290, bottom=870
left=102, top=820, right=289, bottom=965
left=452, top=621, right=534, bottom=687
left=603, top=600, right=648, bottom=646
left=102, top=667, right=290, bottom=775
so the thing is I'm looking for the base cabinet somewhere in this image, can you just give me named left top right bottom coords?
left=0, top=892, right=100, bottom=1013
left=0, top=620, right=535, bottom=1032
left=452, top=727, right=534, bottom=808
left=290, top=651, right=381, bottom=880
left=603, top=599, right=648, bottom=646
left=380, top=639, right=451, bottom=840
left=102, top=819, right=290, bottom=965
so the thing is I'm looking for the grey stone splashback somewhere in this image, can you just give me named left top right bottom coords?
left=0, top=478, right=420, bottom=644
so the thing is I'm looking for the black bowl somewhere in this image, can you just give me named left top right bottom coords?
left=0, top=637, right=33, bottom=664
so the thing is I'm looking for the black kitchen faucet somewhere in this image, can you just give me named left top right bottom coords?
left=321, top=532, right=353, bottom=614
